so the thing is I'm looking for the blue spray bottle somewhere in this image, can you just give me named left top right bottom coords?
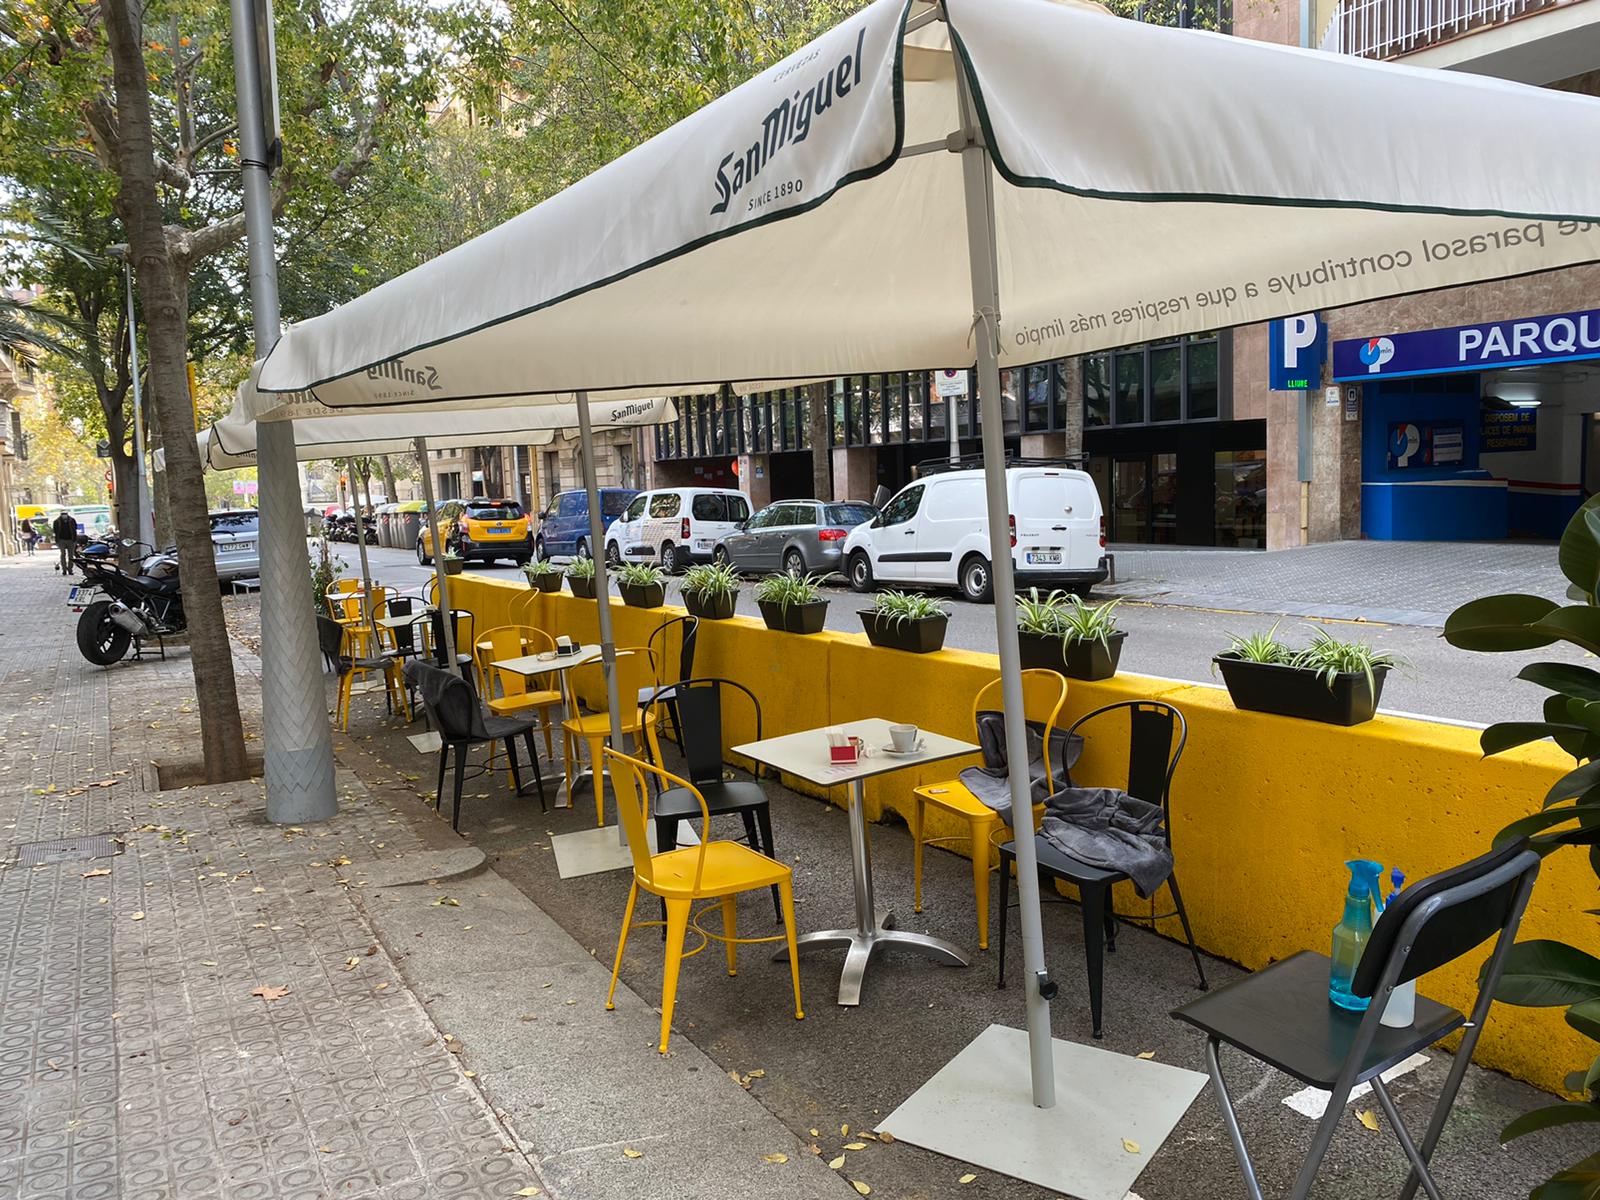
left=1330, top=859, right=1383, bottom=1011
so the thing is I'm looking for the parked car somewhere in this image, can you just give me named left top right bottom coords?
left=210, top=509, right=261, bottom=583
left=70, top=504, right=114, bottom=539
left=843, top=464, right=1107, bottom=602
left=718, top=499, right=878, bottom=577
left=418, top=498, right=533, bottom=566
left=605, top=487, right=751, bottom=574
left=535, top=487, right=638, bottom=560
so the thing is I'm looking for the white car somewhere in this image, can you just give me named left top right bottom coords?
left=843, top=464, right=1108, bottom=603
left=605, top=487, right=751, bottom=574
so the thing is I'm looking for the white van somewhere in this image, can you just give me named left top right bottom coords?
left=605, top=486, right=752, bottom=574
left=843, top=465, right=1107, bottom=602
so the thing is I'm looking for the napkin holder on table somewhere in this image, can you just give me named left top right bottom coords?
left=827, top=727, right=860, bottom=765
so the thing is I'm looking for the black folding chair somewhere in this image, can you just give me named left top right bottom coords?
left=403, top=659, right=547, bottom=831
left=1173, top=841, right=1540, bottom=1200
left=996, top=700, right=1206, bottom=1038
left=641, top=677, right=780, bottom=922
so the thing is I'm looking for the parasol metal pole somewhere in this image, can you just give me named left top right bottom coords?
left=955, top=48, right=1056, bottom=1110
left=123, top=264, right=157, bottom=549
left=348, top=458, right=377, bottom=635
left=414, top=437, right=459, bottom=673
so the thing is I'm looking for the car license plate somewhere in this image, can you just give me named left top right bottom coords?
left=1025, top=550, right=1063, bottom=566
left=490, top=526, right=510, bottom=535
left=694, top=539, right=713, bottom=550
left=67, top=585, right=98, bottom=606
left=223, top=540, right=256, bottom=554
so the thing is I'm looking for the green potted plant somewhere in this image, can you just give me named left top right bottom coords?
left=755, top=572, right=828, bottom=634
left=680, top=561, right=740, bottom=620
left=1015, top=588, right=1068, bottom=669
left=1213, top=625, right=1395, bottom=726
left=566, top=554, right=597, bottom=599
left=616, top=562, right=667, bottom=608
left=859, top=590, right=950, bottom=654
left=441, top=549, right=464, bottom=576
left=522, top=559, right=563, bottom=593
left=1056, top=594, right=1126, bottom=680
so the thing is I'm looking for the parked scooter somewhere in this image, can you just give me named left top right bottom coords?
left=71, top=539, right=187, bottom=665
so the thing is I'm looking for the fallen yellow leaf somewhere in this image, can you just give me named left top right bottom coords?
left=343, top=957, right=359, bottom=971
left=1136, top=1051, right=1156, bottom=1060
left=622, top=1148, right=643, bottom=1159
left=809, top=1128, right=820, bottom=1138
left=250, top=984, right=290, bottom=1002
left=845, top=1142, right=868, bottom=1151
left=761, top=1153, right=788, bottom=1164
left=877, top=1131, right=894, bottom=1144
left=959, top=1174, right=978, bottom=1185
left=828, top=1156, right=846, bottom=1170
left=130, top=911, right=145, bottom=922
left=80, top=868, right=111, bottom=879
left=747, top=1069, right=766, bottom=1079
left=841, top=1124, right=850, bottom=1136
left=851, top=1182, right=871, bottom=1196
left=1122, top=1138, right=1141, bottom=1154
left=515, top=1189, right=542, bottom=1197
left=1356, top=1109, right=1380, bottom=1132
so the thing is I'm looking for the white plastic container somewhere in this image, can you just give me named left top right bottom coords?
left=1381, top=979, right=1416, bottom=1028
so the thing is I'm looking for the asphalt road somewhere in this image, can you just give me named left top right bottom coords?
left=341, top=541, right=1575, bottom=726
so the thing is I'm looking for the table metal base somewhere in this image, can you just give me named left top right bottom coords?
left=777, top=777, right=969, bottom=1006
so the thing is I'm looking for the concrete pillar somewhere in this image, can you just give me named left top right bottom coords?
left=830, top=447, right=875, bottom=502
left=738, top=454, right=771, bottom=509
left=1021, top=433, right=1066, bottom=459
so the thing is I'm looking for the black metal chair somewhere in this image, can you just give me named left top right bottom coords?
left=403, top=659, right=547, bottom=831
left=642, top=616, right=699, bottom=745
left=1173, top=841, right=1541, bottom=1200
left=641, top=677, right=779, bottom=921
left=429, top=607, right=477, bottom=680
left=317, top=616, right=406, bottom=729
left=996, top=700, right=1207, bottom=1038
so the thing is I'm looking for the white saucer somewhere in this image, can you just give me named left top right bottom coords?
left=880, top=741, right=926, bottom=757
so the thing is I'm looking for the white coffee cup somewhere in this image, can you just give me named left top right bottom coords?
left=890, top=724, right=919, bottom=752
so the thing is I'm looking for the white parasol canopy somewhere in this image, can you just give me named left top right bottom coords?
left=245, top=0, right=1600, bottom=1140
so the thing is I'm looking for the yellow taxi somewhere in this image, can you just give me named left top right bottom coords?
left=417, top=499, right=534, bottom=567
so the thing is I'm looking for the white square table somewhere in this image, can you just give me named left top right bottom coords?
left=732, top=717, right=980, bottom=1006
left=493, top=645, right=607, bottom=811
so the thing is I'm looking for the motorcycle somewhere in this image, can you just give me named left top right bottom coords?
left=71, top=539, right=186, bottom=665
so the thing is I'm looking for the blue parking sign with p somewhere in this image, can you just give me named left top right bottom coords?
left=1269, top=313, right=1325, bottom=391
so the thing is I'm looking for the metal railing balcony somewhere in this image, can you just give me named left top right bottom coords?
left=1320, top=0, right=1575, bottom=58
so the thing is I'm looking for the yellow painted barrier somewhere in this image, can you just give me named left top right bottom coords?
left=449, top=572, right=1585, bottom=1093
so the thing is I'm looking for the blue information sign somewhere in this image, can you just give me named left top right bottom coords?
left=1481, top=407, right=1537, bottom=452
left=1334, top=307, right=1600, bottom=381
left=1269, top=313, right=1325, bottom=391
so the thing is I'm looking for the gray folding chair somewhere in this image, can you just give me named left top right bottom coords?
left=1172, top=840, right=1540, bottom=1200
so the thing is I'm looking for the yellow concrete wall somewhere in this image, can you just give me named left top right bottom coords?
left=449, top=572, right=1587, bottom=1093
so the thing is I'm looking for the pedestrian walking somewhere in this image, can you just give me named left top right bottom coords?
left=52, top=511, right=78, bottom=574
left=19, top=520, right=36, bottom=556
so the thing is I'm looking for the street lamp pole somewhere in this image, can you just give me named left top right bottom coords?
left=122, top=263, right=157, bottom=549
left=230, top=0, right=336, bottom=822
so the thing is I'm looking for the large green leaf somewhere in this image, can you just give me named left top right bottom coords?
left=1444, top=594, right=1561, bottom=652
left=1533, top=608, right=1600, bottom=657
left=1495, top=805, right=1600, bottom=848
left=1483, top=722, right=1589, bottom=757
left=1495, top=941, right=1600, bottom=1007
left=1559, top=493, right=1600, bottom=599
left=1504, top=1101, right=1600, bottom=1143
left=1534, top=1151, right=1600, bottom=1200
left=1569, top=1002, right=1600, bottom=1044
left=1548, top=759, right=1600, bottom=808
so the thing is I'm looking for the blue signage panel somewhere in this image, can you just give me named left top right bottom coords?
left=1481, top=407, right=1538, bottom=452
left=1334, top=307, right=1600, bottom=381
left=1388, top=421, right=1465, bottom=470
left=1269, top=313, right=1325, bottom=391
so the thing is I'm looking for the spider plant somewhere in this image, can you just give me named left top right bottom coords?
left=615, top=561, right=666, bottom=587
left=870, top=590, right=951, bottom=628
left=755, top=571, right=823, bottom=614
left=1290, top=628, right=1398, bottom=692
left=1015, top=587, right=1068, bottom=635
left=1056, top=594, right=1121, bottom=648
left=522, top=558, right=562, bottom=579
left=566, top=555, right=596, bottom=580
left=682, top=561, right=741, bottom=601
left=1221, top=623, right=1291, bottom=665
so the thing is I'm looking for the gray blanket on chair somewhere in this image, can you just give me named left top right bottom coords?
left=1040, top=786, right=1173, bottom=897
left=957, top=710, right=1081, bottom=826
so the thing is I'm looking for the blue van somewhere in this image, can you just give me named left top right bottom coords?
left=535, top=487, right=639, bottom=559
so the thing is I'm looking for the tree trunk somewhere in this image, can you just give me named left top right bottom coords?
left=378, top=454, right=399, bottom=504
left=109, top=446, right=139, bottom=567
left=103, top=0, right=249, bottom=784
left=808, top=383, right=833, bottom=500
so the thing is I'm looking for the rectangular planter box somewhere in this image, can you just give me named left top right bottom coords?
left=1214, top=654, right=1389, bottom=726
left=1018, top=629, right=1126, bottom=680
left=859, top=610, right=948, bottom=654
left=618, top=581, right=666, bottom=608
left=683, top=590, right=737, bottom=620
left=757, top=599, right=828, bottom=634
left=567, top=576, right=596, bottom=599
left=525, top=574, right=563, bottom=593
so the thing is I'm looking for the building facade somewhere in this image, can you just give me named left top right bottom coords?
left=0, top=348, right=33, bottom=555
left=428, top=430, right=642, bottom=516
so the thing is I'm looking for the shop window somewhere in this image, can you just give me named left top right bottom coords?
left=868, top=376, right=887, bottom=445
left=1150, top=345, right=1182, bottom=423
left=1025, top=365, right=1053, bottom=432
left=832, top=380, right=847, bottom=447
left=1115, top=355, right=1144, bottom=425
left=908, top=373, right=926, bottom=439
left=1188, top=341, right=1220, bottom=419
left=1214, top=448, right=1266, bottom=548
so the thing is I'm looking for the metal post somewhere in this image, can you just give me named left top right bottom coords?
left=349, top=458, right=376, bottom=635
left=123, top=265, right=156, bottom=549
left=955, top=54, right=1056, bottom=1108
left=576, top=392, right=626, bottom=748
left=414, top=438, right=458, bottom=671
left=948, top=395, right=960, bottom=465
left=231, top=0, right=336, bottom=822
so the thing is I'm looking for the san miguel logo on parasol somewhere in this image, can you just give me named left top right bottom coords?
left=709, top=27, right=865, bottom=216
left=366, top=358, right=443, bottom=392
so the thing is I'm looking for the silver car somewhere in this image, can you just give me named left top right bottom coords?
left=718, top=500, right=878, bottom=577
left=210, top=510, right=261, bottom=583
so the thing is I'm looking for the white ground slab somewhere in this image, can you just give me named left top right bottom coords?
left=881, top=1024, right=1206, bottom=1200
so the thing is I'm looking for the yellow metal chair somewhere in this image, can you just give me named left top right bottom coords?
left=562, top=648, right=663, bottom=826
left=603, top=748, right=804, bottom=1054
left=477, top=625, right=563, bottom=774
left=911, top=669, right=1069, bottom=950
